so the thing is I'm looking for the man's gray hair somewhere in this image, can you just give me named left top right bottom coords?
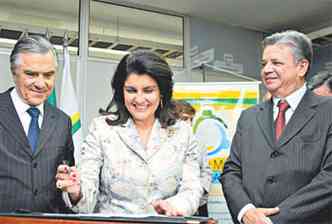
left=308, top=71, right=332, bottom=91
left=10, top=35, right=58, bottom=74
left=262, top=30, right=313, bottom=72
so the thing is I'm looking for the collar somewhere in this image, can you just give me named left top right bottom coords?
left=10, top=88, right=44, bottom=117
left=124, top=117, right=160, bottom=129
left=272, top=84, right=307, bottom=111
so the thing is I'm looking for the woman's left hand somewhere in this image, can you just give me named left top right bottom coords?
left=152, top=200, right=184, bottom=216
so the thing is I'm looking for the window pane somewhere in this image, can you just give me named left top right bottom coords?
left=0, top=0, right=79, bottom=54
left=90, top=1, right=184, bottom=67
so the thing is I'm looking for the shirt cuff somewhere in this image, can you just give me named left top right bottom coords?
left=62, top=192, right=73, bottom=208
left=238, top=203, right=256, bottom=223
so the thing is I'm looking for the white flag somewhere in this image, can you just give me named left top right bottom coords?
left=59, top=44, right=82, bottom=160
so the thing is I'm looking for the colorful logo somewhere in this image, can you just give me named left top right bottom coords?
left=193, top=109, right=230, bottom=156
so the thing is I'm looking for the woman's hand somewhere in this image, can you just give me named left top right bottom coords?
left=55, top=164, right=82, bottom=204
left=152, top=200, right=185, bottom=216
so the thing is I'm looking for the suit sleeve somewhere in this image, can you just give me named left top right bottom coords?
left=199, top=141, right=212, bottom=193
left=65, top=116, right=75, bottom=166
left=71, top=118, right=103, bottom=213
left=221, top=112, right=253, bottom=222
left=57, top=114, right=75, bottom=212
left=198, top=141, right=212, bottom=206
left=270, top=123, right=332, bottom=223
left=165, top=124, right=204, bottom=215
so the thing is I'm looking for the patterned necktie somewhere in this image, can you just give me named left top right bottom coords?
left=275, top=100, right=289, bottom=141
left=27, top=107, right=40, bottom=153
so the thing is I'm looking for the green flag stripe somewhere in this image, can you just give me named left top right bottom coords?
left=72, top=120, right=81, bottom=135
left=47, top=89, right=57, bottom=106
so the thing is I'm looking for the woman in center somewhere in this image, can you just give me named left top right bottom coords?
left=57, top=50, right=203, bottom=216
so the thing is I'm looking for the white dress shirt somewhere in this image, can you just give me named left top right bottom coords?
left=272, top=84, right=307, bottom=124
left=237, top=84, right=307, bottom=223
left=10, top=88, right=44, bottom=135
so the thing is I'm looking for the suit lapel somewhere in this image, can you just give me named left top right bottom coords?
left=257, top=100, right=275, bottom=149
left=115, top=122, right=148, bottom=161
left=34, top=103, right=57, bottom=157
left=278, top=91, right=318, bottom=147
left=0, top=89, right=31, bottom=155
left=145, top=122, right=168, bottom=161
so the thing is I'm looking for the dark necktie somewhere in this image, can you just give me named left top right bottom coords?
left=275, top=100, right=289, bottom=141
left=27, top=107, right=40, bottom=153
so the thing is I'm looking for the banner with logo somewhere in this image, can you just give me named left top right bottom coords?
left=174, top=82, right=260, bottom=223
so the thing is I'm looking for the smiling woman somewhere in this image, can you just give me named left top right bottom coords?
left=56, top=50, right=204, bottom=216
left=123, top=74, right=161, bottom=133
left=102, top=50, right=175, bottom=128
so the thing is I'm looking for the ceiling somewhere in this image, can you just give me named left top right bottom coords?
left=114, top=0, right=332, bottom=45
left=116, top=0, right=332, bottom=33
left=2, top=0, right=331, bottom=35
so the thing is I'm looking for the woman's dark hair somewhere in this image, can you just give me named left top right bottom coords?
left=173, top=100, right=196, bottom=120
left=100, top=50, right=176, bottom=128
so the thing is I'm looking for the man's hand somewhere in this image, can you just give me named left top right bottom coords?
left=152, top=200, right=185, bottom=216
left=243, top=207, right=279, bottom=224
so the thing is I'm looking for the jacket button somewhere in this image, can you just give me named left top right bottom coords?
left=271, top=151, right=280, bottom=158
left=267, top=176, right=275, bottom=184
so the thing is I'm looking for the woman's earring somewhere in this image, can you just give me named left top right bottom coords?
left=160, top=97, right=163, bottom=109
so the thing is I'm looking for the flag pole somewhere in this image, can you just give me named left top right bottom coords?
left=46, top=28, right=57, bottom=106
left=59, top=30, right=82, bottom=158
left=63, top=31, right=69, bottom=48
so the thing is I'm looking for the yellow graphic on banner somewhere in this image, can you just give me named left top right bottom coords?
left=173, top=90, right=258, bottom=99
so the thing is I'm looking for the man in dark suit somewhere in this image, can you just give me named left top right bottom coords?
left=221, top=30, right=332, bottom=224
left=0, top=35, right=74, bottom=212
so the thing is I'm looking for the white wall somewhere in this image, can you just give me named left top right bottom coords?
left=84, top=59, right=117, bottom=133
left=0, top=49, right=14, bottom=92
left=190, top=16, right=264, bottom=80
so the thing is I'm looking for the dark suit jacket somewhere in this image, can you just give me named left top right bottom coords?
left=221, top=90, right=332, bottom=224
left=0, top=88, right=74, bottom=212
